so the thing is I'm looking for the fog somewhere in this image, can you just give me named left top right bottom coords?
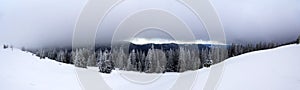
left=0, top=0, right=299, bottom=49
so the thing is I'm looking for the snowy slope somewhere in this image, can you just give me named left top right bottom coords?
left=0, top=48, right=81, bottom=90
left=0, top=44, right=299, bottom=90
left=217, top=44, right=300, bottom=90
left=104, top=44, right=300, bottom=90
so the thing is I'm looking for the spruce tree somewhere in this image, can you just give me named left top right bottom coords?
left=178, top=47, right=186, bottom=72
left=74, top=48, right=89, bottom=68
left=127, top=49, right=137, bottom=71
left=145, top=45, right=154, bottom=73
left=98, top=50, right=114, bottom=73
left=57, top=50, right=66, bottom=62
left=87, top=51, right=97, bottom=66
left=115, top=48, right=127, bottom=70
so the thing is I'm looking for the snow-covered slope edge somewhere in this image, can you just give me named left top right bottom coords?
left=0, top=48, right=81, bottom=90
left=217, top=44, right=300, bottom=90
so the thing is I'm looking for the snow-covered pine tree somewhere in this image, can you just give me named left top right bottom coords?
left=145, top=45, right=154, bottom=73
left=136, top=50, right=145, bottom=72
left=151, top=48, right=158, bottom=73
left=98, top=50, right=114, bottom=73
left=56, top=49, right=66, bottom=62
left=70, top=50, right=76, bottom=64
left=110, top=48, right=118, bottom=68
left=37, top=49, right=46, bottom=59
left=203, top=48, right=213, bottom=67
left=166, top=49, right=175, bottom=72
left=201, top=48, right=209, bottom=67
left=141, top=52, right=146, bottom=72
left=97, top=50, right=103, bottom=67
left=155, top=49, right=167, bottom=73
left=47, top=48, right=57, bottom=60
left=114, top=48, right=126, bottom=70
left=191, top=48, right=201, bottom=70
left=74, top=48, right=89, bottom=68
left=185, top=49, right=193, bottom=70
left=220, top=47, right=228, bottom=62
left=178, top=47, right=186, bottom=72
left=87, top=51, right=97, bottom=66
left=210, top=47, right=216, bottom=64
left=127, top=49, right=137, bottom=71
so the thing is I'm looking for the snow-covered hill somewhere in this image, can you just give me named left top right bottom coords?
left=217, top=44, right=300, bottom=90
left=0, top=48, right=81, bottom=90
left=0, top=44, right=299, bottom=90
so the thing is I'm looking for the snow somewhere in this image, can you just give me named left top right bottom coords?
left=0, top=48, right=81, bottom=90
left=217, top=44, right=300, bottom=90
left=0, top=44, right=300, bottom=90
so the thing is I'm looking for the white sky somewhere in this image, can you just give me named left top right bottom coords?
left=0, top=0, right=300, bottom=48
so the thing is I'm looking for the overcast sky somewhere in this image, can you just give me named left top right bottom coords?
left=0, top=0, right=300, bottom=49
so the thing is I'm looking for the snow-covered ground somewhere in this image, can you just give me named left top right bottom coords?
left=0, top=44, right=299, bottom=90
left=218, top=44, right=300, bottom=90
left=0, top=48, right=81, bottom=90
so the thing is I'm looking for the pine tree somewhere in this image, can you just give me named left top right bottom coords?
left=97, top=50, right=103, bottom=67
left=155, top=49, right=167, bottom=73
left=127, top=49, right=137, bottom=71
left=87, top=51, right=97, bottom=66
left=203, top=48, right=213, bottom=67
left=37, top=49, right=46, bottom=59
left=136, top=50, right=145, bottom=72
left=166, top=49, right=175, bottom=72
left=74, top=48, right=89, bottom=68
left=191, top=48, right=201, bottom=70
left=145, top=45, right=154, bottom=73
left=47, top=48, right=57, bottom=60
left=70, top=50, right=76, bottom=64
left=57, top=50, right=66, bottom=62
left=98, top=49, right=114, bottom=73
left=178, top=47, right=186, bottom=72
left=115, top=48, right=127, bottom=70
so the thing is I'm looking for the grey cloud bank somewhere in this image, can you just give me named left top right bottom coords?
left=0, top=0, right=299, bottom=49
left=212, top=0, right=300, bottom=43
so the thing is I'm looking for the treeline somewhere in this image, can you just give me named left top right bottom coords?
left=27, top=45, right=228, bottom=73
left=17, top=35, right=300, bottom=73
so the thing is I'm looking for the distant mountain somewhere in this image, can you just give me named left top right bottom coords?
left=128, top=43, right=223, bottom=53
